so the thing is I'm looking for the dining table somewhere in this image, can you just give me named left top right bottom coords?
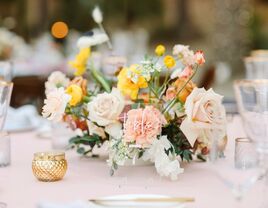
left=0, top=115, right=265, bottom=208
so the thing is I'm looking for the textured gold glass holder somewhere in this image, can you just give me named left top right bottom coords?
left=32, top=152, right=67, bottom=182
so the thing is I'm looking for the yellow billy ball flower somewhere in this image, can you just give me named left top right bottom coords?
left=69, top=48, right=91, bottom=76
left=164, top=55, right=176, bottom=69
left=66, top=84, right=83, bottom=106
left=155, top=44, right=165, bottom=56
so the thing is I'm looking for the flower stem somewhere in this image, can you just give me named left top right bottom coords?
left=162, top=67, right=198, bottom=113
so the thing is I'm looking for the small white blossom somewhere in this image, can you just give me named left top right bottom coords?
left=45, top=71, right=70, bottom=96
left=173, top=44, right=195, bottom=66
left=143, top=136, right=184, bottom=180
left=92, top=6, right=103, bottom=24
left=77, top=33, right=109, bottom=49
left=42, top=88, right=71, bottom=122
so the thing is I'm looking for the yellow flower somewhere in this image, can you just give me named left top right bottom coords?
left=69, top=48, right=91, bottom=76
left=164, top=55, right=176, bottom=69
left=155, top=44, right=165, bottom=56
left=117, top=65, right=148, bottom=100
left=66, top=84, right=83, bottom=106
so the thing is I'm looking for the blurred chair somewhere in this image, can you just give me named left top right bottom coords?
left=198, top=66, right=216, bottom=89
left=10, top=76, right=46, bottom=113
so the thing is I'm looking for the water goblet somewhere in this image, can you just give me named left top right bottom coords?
left=234, top=79, right=268, bottom=207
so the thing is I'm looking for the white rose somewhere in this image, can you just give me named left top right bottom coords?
left=87, top=88, right=124, bottom=138
left=180, top=88, right=226, bottom=146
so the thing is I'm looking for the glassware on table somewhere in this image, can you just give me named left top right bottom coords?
left=234, top=79, right=268, bottom=207
left=244, top=57, right=268, bottom=79
left=0, top=61, right=13, bottom=82
left=235, top=138, right=258, bottom=169
left=250, top=50, right=268, bottom=58
left=0, top=132, right=10, bottom=167
left=0, top=81, right=13, bottom=131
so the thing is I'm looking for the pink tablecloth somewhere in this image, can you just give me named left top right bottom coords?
left=0, top=116, right=264, bottom=208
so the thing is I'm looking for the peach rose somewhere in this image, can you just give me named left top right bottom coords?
left=180, top=88, right=226, bottom=146
left=123, top=106, right=167, bottom=147
left=166, top=78, right=196, bottom=103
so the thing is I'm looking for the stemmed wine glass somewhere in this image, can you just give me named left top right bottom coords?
left=207, top=134, right=260, bottom=207
left=234, top=79, right=268, bottom=207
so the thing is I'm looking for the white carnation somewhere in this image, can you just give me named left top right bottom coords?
left=42, top=88, right=71, bottom=122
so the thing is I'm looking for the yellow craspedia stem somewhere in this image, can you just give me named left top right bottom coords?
left=164, top=55, right=176, bottom=69
left=155, top=44, right=165, bottom=56
left=66, top=84, right=83, bottom=106
left=69, top=48, right=91, bottom=76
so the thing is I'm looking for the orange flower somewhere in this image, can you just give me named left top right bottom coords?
left=166, top=78, right=196, bottom=103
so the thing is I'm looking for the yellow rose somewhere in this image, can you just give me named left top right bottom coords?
left=117, top=65, right=148, bottom=100
left=164, top=55, right=176, bottom=69
left=66, top=84, right=83, bottom=106
left=155, top=44, right=165, bottom=56
left=69, top=48, right=91, bottom=76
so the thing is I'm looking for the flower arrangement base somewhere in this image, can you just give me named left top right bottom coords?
left=123, top=158, right=153, bottom=167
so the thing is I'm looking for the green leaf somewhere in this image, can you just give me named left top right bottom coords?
left=162, top=117, right=193, bottom=162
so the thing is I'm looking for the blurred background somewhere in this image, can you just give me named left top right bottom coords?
left=0, top=0, right=268, bottom=111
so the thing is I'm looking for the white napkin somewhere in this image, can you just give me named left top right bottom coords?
left=37, top=200, right=98, bottom=208
left=4, top=105, right=42, bottom=132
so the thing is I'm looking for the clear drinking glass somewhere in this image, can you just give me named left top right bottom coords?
left=244, top=57, right=268, bottom=79
left=234, top=79, right=268, bottom=207
left=235, top=138, right=258, bottom=169
left=0, top=61, right=13, bottom=81
left=0, top=132, right=10, bottom=167
left=0, top=81, right=13, bottom=131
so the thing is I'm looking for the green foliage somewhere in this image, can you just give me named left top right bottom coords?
left=69, top=134, right=103, bottom=156
left=162, top=117, right=193, bottom=162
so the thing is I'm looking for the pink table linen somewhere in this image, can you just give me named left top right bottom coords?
left=0, top=116, right=265, bottom=208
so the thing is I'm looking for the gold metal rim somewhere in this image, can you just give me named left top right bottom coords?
left=234, top=79, right=268, bottom=86
left=244, top=56, right=268, bottom=62
left=0, top=80, right=13, bottom=87
left=33, top=152, right=65, bottom=161
left=235, top=138, right=253, bottom=143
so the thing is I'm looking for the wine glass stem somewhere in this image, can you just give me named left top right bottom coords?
left=258, top=152, right=268, bottom=207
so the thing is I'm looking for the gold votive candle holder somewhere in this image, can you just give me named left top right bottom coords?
left=32, top=152, right=67, bottom=182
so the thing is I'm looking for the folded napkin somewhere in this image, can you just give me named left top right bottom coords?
left=4, top=105, right=43, bottom=132
left=37, top=200, right=97, bottom=208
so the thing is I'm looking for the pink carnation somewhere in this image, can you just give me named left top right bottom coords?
left=123, top=106, right=167, bottom=147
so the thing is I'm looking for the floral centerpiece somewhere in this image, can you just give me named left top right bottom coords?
left=42, top=7, right=227, bottom=180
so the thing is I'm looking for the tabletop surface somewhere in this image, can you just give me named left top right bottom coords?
left=0, top=116, right=265, bottom=208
